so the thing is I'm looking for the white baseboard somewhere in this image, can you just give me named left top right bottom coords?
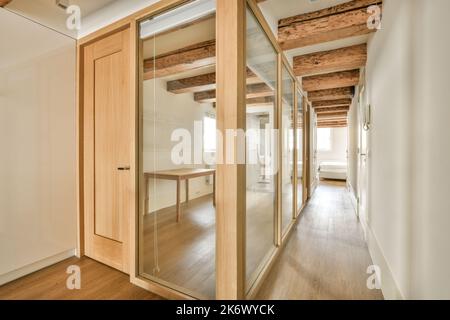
left=347, top=182, right=358, bottom=215
left=0, top=249, right=76, bottom=286
left=365, top=227, right=404, bottom=300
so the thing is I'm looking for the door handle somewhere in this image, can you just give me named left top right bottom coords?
left=117, top=166, right=131, bottom=171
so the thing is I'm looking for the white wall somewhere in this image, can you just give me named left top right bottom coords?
left=143, top=79, right=215, bottom=213
left=317, top=127, right=348, bottom=164
left=0, top=9, right=77, bottom=284
left=364, top=0, right=450, bottom=299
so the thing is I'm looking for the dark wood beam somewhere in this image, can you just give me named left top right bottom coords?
left=0, top=0, right=12, bottom=6
left=246, top=96, right=274, bottom=106
left=318, top=124, right=348, bottom=128
left=303, top=70, right=360, bottom=92
left=195, top=83, right=274, bottom=103
left=308, top=87, right=354, bottom=102
left=144, top=40, right=215, bottom=80
left=318, top=120, right=347, bottom=124
left=317, top=120, right=348, bottom=125
left=315, top=106, right=350, bottom=114
left=317, top=112, right=348, bottom=119
left=278, top=0, right=382, bottom=50
left=279, top=0, right=382, bottom=27
left=167, top=69, right=259, bottom=94
left=312, top=98, right=352, bottom=108
left=293, top=44, right=367, bottom=76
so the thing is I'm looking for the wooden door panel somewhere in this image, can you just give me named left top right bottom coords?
left=94, top=52, right=123, bottom=242
left=83, top=28, right=131, bottom=274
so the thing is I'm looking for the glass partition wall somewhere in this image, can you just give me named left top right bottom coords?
left=245, top=7, right=278, bottom=289
left=136, top=0, right=307, bottom=299
left=245, top=4, right=305, bottom=292
left=281, top=68, right=296, bottom=235
left=138, top=1, right=217, bottom=299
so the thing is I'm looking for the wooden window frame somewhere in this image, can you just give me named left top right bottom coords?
left=244, top=0, right=311, bottom=299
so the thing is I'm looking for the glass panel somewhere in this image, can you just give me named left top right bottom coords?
left=245, top=8, right=277, bottom=288
left=139, top=1, right=216, bottom=299
left=297, top=91, right=304, bottom=212
left=281, top=67, right=295, bottom=234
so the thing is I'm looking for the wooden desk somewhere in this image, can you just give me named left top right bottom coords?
left=144, top=168, right=216, bottom=222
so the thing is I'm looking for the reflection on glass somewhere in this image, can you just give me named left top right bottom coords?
left=297, top=91, right=304, bottom=213
left=246, top=7, right=277, bottom=289
left=139, top=2, right=216, bottom=299
left=281, top=67, right=295, bottom=234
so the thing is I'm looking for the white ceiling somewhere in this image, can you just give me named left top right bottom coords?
left=3, top=0, right=119, bottom=38
left=69, top=0, right=118, bottom=16
left=7, top=0, right=118, bottom=16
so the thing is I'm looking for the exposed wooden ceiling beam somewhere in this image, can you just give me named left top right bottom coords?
left=0, top=0, right=12, bottom=7
left=317, top=112, right=348, bottom=119
left=307, top=87, right=354, bottom=102
left=317, top=120, right=348, bottom=126
left=293, top=44, right=367, bottom=77
left=247, top=96, right=274, bottom=106
left=194, top=90, right=217, bottom=103
left=312, top=98, right=352, bottom=108
left=317, top=120, right=347, bottom=124
left=279, top=0, right=382, bottom=27
left=167, top=68, right=259, bottom=94
left=195, top=83, right=274, bottom=103
left=303, top=69, right=360, bottom=92
left=318, top=120, right=347, bottom=124
left=318, top=124, right=348, bottom=128
left=315, top=106, right=350, bottom=114
left=278, top=0, right=382, bottom=50
left=144, top=40, right=215, bottom=80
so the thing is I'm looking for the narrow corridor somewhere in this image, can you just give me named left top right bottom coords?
left=256, top=181, right=383, bottom=300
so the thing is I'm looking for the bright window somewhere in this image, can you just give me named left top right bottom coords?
left=203, top=115, right=216, bottom=152
left=317, top=128, right=331, bottom=151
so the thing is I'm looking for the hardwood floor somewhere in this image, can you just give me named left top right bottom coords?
left=141, top=194, right=216, bottom=298
left=0, top=257, right=161, bottom=300
left=256, top=180, right=384, bottom=300
left=0, top=181, right=383, bottom=300
left=141, top=190, right=276, bottom=299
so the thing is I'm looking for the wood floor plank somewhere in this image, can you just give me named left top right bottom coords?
left=0, top=182, right=383, bottom=300
left=0, top=257, right=162, bottom=300
left=256, top=181, right=384, bottom=300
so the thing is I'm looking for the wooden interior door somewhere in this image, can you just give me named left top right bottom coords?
left=83, top=28, right=131, bottom=273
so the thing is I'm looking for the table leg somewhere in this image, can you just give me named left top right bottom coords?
left=176, top=178, right=181, bottom=222
left=213, top=172, right=216, bottom=207
left=185, top=179, right=189, bottom=204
